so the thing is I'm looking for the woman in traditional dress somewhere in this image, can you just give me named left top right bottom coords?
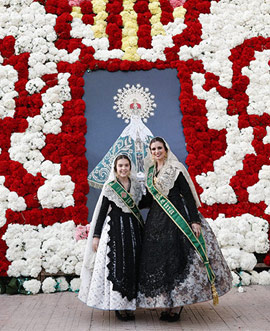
left=137, top=137, right=232, bottom=322
left=79, top=155, right=144, bottom=321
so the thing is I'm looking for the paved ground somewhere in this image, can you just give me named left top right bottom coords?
left=0, top=285, right=270, bottom=331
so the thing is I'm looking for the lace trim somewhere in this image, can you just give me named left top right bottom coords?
left=154, top=164, right=180, bottom=197
left=103, top=179, right=142, bottom=213
left=139, top=249, right=195, bottom=299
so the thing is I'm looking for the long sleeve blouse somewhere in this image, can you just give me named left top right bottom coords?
left=93, top=196, right=110, bottom=238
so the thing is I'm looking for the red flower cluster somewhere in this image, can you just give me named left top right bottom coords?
left=160, top=0, right=174, bottom=25
left=0, top=35, right=89, bottom=275
left=134, top=0, right=152, bottom=49
left=106, top=0, right=123, bottom=49
left=45, top=0, right=71, bottom=15
left=81, top=0, right=95, bottom=25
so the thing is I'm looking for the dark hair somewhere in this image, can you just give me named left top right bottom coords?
left=149, top=137, right=168, bottom=152
left=114, top=154, right=131, bottom=172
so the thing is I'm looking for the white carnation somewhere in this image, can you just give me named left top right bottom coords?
left=23, top=279, right=41, bottom=295
left=56, top=277, right=69, bottom=292
left=258, top=271, right=270, bottom=286
left=42, top=277, right=56, bottom=293
left=70, top=278, right=81, bottom=292
left=240, top=271, right=251, bottom=286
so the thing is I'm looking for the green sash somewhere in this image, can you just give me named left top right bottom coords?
left=108, top=180, right=144, bottom=228
left=147, top=165, right=218, bottom=305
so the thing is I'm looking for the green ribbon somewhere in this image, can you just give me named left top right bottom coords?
left=108, top=180, right=144, bottom=228
left=147, top=165, right=216, bottom=285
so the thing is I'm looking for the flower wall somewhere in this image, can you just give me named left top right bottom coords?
left=0, top=0, right=270, bottom=288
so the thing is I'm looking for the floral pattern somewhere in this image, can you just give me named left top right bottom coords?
left=0, top=0, right=269, bottom=280
left=137, top=216, right=232, bottom=307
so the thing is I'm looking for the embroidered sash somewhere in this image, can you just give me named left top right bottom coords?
left=108, top=180, right=144, bottom=228
left=147, top=165, right=218, bottom=305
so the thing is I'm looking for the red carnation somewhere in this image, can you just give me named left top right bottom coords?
left=81, top=0, right=93, bottom=14
left=134, top=1, right=149, bottom=13
left=0, top=36, right=15, bottom=58
left=82, top=14, right=95, bottom=25
left=264, top=254, right=270, bottom=266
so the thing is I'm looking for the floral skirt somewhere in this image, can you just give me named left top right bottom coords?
left=137, top=215, right=232, bottom=308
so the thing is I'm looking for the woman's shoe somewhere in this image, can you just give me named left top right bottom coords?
left=115, top=310, right=128, bottom=321
left=125, top=310, right=135, bottom=321
left=167, top=307, right=183, bottom=322
left=159, top=311, right=170, bottom=321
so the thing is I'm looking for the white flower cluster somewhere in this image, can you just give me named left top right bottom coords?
left=0, top=176, right=26, bottom=228
left=192, top=73, right=255, bottom=205
left=3, top=221, right=87, bottom=277
left=9, top=73, right=71, bottom=170
left=0, top=64, right=18, bottom=119
left=23, top=279, right=41, bottom=294
left=0, top=1, right=80, bottom=67
left=42, top=277, right=56, bottom=293
left=9, top=73, right=71, bottom=176
left=182, top=1, right=270, bottom=211
left=248, top=165, right=270, bottom=214
left=243, top=50, right=270, bottom=116
left=70, top=277, right=81, bottom=292
left=232, top=270, right=270, bottom=287
left=7, top=72, right=75, bottom=208
left=41, top=276, right=81, bottom=294
left=3, top=224, right=43, bottom=277
left=37, top=162, right=75, bottom=209
left=21, top=276, right=81, bottom=294
left=41, top=72, right=71, bottom=134
left=179, top=0, right=270, bottom=87
left=207, top=214, right=269, bottom=271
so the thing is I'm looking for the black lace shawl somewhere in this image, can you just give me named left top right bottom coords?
left=94, top=196, right=142, bottom=301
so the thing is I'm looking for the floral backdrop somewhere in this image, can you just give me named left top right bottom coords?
left=0, top=0, right=270, bottom=293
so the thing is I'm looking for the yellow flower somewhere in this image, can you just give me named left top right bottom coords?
left=124, top=28, right=138, bottom=36
left=92, top=0, right=107, bottom=13
left=71, top=7, right=82, bottom=19
left=121, top=0, right=139, bottom=60
left=123, top=48, right=140, bottom=61
left=173, top=6, right=187, bottom=19
left=72, top=6, right=81, bottom=14
left=121, top=11, right=137, bottom=22
left=122, top=36, right=138, bottom=48
left=92, top=24, right=107, bottom=38
left=95, top=11, right=108, bottom=21
left=91, top=1, right=109, bottom=38
left=124, top=21, right=137, bottom=30
left=149, top=2, right=160, bottom=15
left=151, top=23, right=165, bottom=36
left=122, top=1, right=134, bottom=11
left=150, top=15, right=161, bottom=25
left=71, top=12, right=83, bottom=19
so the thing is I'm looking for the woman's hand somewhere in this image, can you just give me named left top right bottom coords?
left=191, top=223, right=201, bottom=238
left=92, top=237, right=100, bottom=252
